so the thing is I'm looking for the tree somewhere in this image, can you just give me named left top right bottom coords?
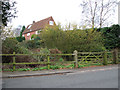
left=16, top=26, right=25, bottom=42
left=0, top=25, right=14, bottom=40
left=20, top=26, right=25, bottom=37
left=1, top=0, right=17, bottom=26
left=100, top=24, right=120, bottom=50
left=80, top=0, right=117, bottom=28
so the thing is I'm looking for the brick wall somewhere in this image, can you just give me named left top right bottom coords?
left=24, top=31, right=36, bottom=40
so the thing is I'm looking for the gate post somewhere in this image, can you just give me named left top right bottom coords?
left=74, top=50, right=78, bottom=68
left=113, top=48, right=118, bottom=64
left=13, top=52, right=16, bottom=71
left=47, top=55, right=50, bottom=70
left=103, top=51, right=108, bottom=65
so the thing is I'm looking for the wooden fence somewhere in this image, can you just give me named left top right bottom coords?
left=73, top=49, right=119, bottom=67
left=1, top=53, right=74, bottom=71
left=0, top=49, right=120, bottom=71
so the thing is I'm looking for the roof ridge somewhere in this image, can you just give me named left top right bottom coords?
left=35, top=16, right=52, bottom=24
left=23, top=16, right=54, bottom=34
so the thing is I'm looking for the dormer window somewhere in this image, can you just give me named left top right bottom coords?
left=49, top=21, right=54, bottom=25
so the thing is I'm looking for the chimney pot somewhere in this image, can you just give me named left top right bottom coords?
left=33, top=21, right=35, bottom=23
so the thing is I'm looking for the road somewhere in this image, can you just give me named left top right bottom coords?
left=2, top=66, right=118, bottom=88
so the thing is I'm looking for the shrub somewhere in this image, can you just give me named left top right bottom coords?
left=39, top=48, right=50, bottom=62
left=2, top=38, right=39, bottom=63
left=31, top=34, right=41, bottom=40
left=31, top=34, right=37, bottom=40
left=40, top=48, right=50, bottom=54
left=49, top=49, right=62, bottom=61
left=59, top=58, right=64, bottom=62
left=2, top=38, right=19, bottom=63
left=21, top=40, right=42, bottom=49
left=16, top=36, right=25, bottom=42
left=49, top=49, right=62, bottom=54
left=99, top=24, right=120, bottom=50
left=2, top=38, right=19, bottom=54
left=25, top=40, right=36, bottom=49
left=41, top=25, right=105, bottom=53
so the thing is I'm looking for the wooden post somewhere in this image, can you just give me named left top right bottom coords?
left=74, top=50, right=78, bottom=68
left=13, top=52, right=16, bottom=71
left=47, top=55, right=50, bottom=70
left=113, top=49, right=118, bottom=64
left=103, top=51, right=108, bottom=65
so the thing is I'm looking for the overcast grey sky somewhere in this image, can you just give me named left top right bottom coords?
left=10, top=0, right=119, bottom=28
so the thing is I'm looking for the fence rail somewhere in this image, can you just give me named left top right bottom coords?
left=1, top=49, right=120, bottom=71
left=0, top=54, right=74, bottom=56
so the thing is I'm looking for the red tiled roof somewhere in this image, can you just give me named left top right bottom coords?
left=23, top=16, right=56, bottom=34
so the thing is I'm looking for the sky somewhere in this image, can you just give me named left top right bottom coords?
left=10, top=0, right=120, bottom=28
left=11, top=0, right=82, bottom=28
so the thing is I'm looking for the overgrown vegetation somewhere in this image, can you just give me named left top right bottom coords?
left=2, top=24, right=120, bottom=71
left=40, top=25, right=105, bottom=53
left=2, top=63, right=104, bottom=72
left=98, top=24, right=120, bottom=50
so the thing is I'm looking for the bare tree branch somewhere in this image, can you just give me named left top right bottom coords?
left=80, top=0, right=118, bottom=28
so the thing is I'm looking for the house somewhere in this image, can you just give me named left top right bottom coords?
left=22, top=16, right=56, bottom=40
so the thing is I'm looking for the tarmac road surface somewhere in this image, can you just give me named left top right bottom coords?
left=2, top=65, right=118, bottom=88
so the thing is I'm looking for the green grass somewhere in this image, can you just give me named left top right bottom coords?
left=1, top=62, right=110, bottom=72
left=65, top=64, right=74, bottom=68
left=3, top=69, right=13, bottom=72
left=17, top=68, right=31, bottom=71
left=50, top=65, right=60, bottom=70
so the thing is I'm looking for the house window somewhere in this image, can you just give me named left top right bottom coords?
left=27, top=33, right=30, bottom=36
left=49, top=21, right=54, bottom=25
left=36, top=30, right=41, bottom=34
left=36, top=31, right=38, bottom=34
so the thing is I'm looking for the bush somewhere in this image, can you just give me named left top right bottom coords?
left=2, top=38, right=39, bottom=63
left=99, top=24, right=120, bottom=50
left=39, top=48, right=50, bottom=61
left=2, top=38, right=19, bottom=54
left=49, top=48, right=62, bottom=61
left=40, top=25, right=105, bottom=53
left=31, top=34, right=41, bottom=40
left=16, top=36, right=25, bottom=42
left=2, top=38, right=19, bottom=63
left=49, top=49, right=62, bottom=54
left=22, top=40, right=42, bottom=49
left=25, top=40, right=37, bottom=49
left=40, top=48, right=50, bottom=55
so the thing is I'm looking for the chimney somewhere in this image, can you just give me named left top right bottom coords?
left=33, top=21, right=35, bottom=24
